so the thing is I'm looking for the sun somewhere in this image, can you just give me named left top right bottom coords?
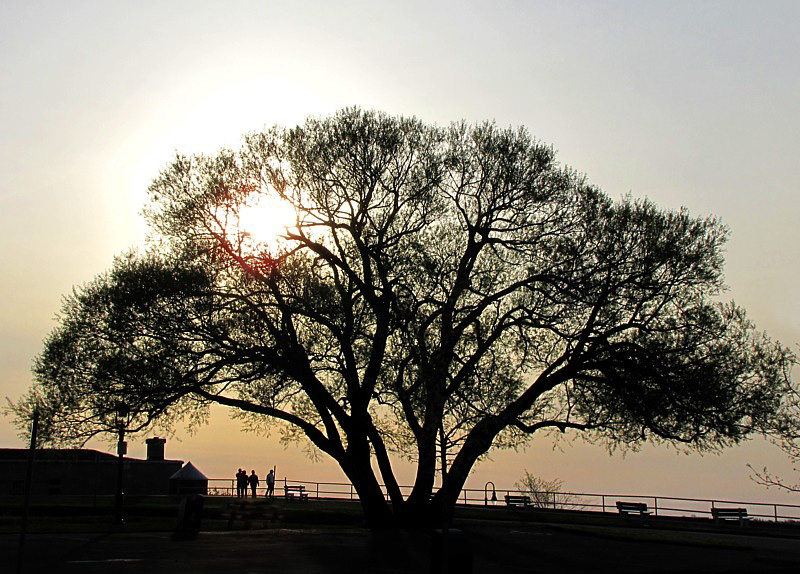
left=236, top=193, right=298, bottom=252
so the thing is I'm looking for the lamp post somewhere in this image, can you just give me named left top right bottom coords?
left=113, top=402, right=129, bottom=526
left=484, top=481, right=497, bottom=506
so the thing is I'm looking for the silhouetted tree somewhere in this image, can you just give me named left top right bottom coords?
left=514, top=471, right=577, bottom=509
left=10, top=108, right=797, bottom=526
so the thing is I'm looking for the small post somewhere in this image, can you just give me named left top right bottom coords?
left=601, top=495, right=606, bottom=513
left=113, top=402, right=129, bottom=526
left=16, top=409, right=39, bottom=574
left=114, top=425, right=126, bottom=524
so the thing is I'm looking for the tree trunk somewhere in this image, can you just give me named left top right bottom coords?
left=438, top=418, right=503, bottom=515
left=344, top=462, right=395, bottom=527
left=406, top=429, right=437, bottom=509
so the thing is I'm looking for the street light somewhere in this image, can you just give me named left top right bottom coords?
left=113, top=402, right=129, bottom=525
left=484, top=481, right=497, bottom=506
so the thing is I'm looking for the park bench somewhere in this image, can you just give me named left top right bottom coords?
left=615, top=501, right=650, bottom=518
left=504, top=494, right=532, bottom=508
left=711, top=507, right=750, bottom=526
left=284, top=484, right=309, bottom=501
left=223, top=500, right=281, bottom=529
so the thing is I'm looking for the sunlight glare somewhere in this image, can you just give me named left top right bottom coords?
left=237, top=192, right=297, bottom=252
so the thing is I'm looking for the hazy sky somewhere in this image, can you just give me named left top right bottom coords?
left=1, top=1, right=798, bottom=503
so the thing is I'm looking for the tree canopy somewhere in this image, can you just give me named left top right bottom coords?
left=11, top=108, right=797, bottom=525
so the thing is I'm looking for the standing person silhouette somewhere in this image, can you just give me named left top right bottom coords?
left=248, top=470, right=259, bottom=498
left=236, top=468, right=247, bottom=498
left=266, top=468, right=275, bottom=498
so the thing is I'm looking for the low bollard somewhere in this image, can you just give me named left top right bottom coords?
left=173, top=494, right=204, bottom=540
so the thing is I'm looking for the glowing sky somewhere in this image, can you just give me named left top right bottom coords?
left=1, top=1, right=798, bottom=503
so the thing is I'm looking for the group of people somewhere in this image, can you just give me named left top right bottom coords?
left=235, top=467, right=276, bottom=498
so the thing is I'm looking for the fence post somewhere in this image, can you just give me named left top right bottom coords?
left=350, top=484, right=353, bottom=501
left=602, top=495, right=606, bottom=513
left=654, top=497, right=658, bottom=517
left=774, top=504, right=779, bottom=522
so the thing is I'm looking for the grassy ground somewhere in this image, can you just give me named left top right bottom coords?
left=4, top=496, right=800, bottom=572
left=1, top=495, right=369, bottom=533
left=4, top=493, right=800, bottom=538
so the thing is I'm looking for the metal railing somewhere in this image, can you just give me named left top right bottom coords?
left=205, top=477, right=800, bottom=523
left=208, top=477, right=358, bottom=500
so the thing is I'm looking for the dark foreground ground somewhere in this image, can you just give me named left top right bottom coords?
left=8, top=521, right=800, bottom=573
left=4, top=498, right=800, bottom=573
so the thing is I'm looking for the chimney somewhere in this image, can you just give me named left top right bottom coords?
left=146, top=437, right=166, bottom=461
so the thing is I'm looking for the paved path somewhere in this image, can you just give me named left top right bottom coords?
left=6, top=522, right=800, bottom=573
